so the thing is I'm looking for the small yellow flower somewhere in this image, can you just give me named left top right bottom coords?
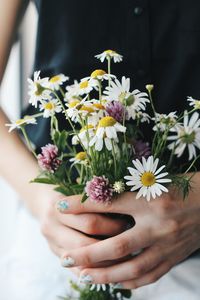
left=98, top=116, right=117, bottom=128
left=68, top=100, right=81, bottom=108
left=75, top=152, right=87, bottom=161
left=79, top=80, right=89, bottom=89
left=91, top=69, right=106, bottom=78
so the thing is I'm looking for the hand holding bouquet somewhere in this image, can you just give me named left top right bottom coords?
left=6, top=49, right=200, bottom=299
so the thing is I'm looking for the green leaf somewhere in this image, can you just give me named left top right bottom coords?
left=31, top=177, right=56, bottom=184
left=58, top=130, right=68, bottom=152
left=54, top=186, right=71, bottom=196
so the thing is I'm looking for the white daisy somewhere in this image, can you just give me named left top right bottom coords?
left=65, top=80, right=82, bottom=101
left=89, top=116, right=126, bottom=151
left=83, top=69, right=115, bottom=83
left=125, top=90, right=149, bottom=120
left=49, top=74, right=69, bottom=90
left=124, top=156, right=171, bottom=201
left=131, top=111, right=151, bottom=123
left=69, top=151, right=87, bottom=164
left=153, top=112, right=178, bottom=132
left=27, top=71, right=51, bottom=108
left=39, top=99, right=62, bottom=118
left=79, top=79, right=97, bottom=95
left=6, top=116, right=37, bottom=132
left=66, top=98, right=87, bottom=122
left=95, top=50, right=123, bottom=63
left=187, top=96, right=200, bottom=110
left=104, top=76, right=131, bottom=101
left=72, top=124, right=95, bottom=148
left=168, top=111, right=200, bottom=160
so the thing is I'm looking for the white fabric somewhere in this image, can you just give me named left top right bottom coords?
left=0, top=206, right=200, bottom=300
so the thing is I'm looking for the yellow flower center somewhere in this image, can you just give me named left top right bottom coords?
left=75, top=151, right=87, bottom=161
left=93, top=103, right=105, bottom=110
left=79, top=80, right=89, bottom=89
left=50, top=75, right=60, bottom=83
left=68, top=100, right=80, bottom=108
left=80, top=124, right=94, bottom=132
left=16, top=119, right=24, bottom=125
left=194, top=100, right=200, bottom=110
left=104, top=50, right=116, bottom=54
left=35, top=83, right=44, bottom=96
left=91, top=69, right=106, bottom=78
left=141, top=172, right=156, bottom=187
left=79, top=105, right=94, bottom=113
left=98, top=116, right=117, bottom=127
left=44, top=102, right=54, bottom=110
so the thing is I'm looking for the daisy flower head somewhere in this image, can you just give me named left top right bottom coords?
left=95, top=49, right=123, bottom=63
left=89, top=116, right=126, bottom=151
left=168, top=111, right=200, bottom=160
left=6, top=116, right=37, bottom=132
left=187, top=96, right=200, bottom=110
left=66, top=98, right=85, bottom=122
left=104, top=76, right=131, bottom=102
left=153, top=112, right=178, bottom=132
left=69, top=151, right=87, bottom=164
left=125, top=90, right=150, bottom=121
left=39, top=99, right=62, bottom=118
left=72, top=124, right=95, bottom=148
left=83, top=69, right=115, bottom=83
left=65, top=80, right=82, bottom=101
left=124, top=156, right=171, bottom=201
left=49, top=74, right=69, bottom=90
left=79, top=79, right=97, bottom=95
left=27, top=71, right=51, bottom=108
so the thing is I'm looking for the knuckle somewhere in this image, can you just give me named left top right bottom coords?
left=83, top=216, right=98, bottom=234
left=166, top=219, right=180, bottom=237
left=130, top=265, right=144, bottom=278
left=114, top=240, right=129, bottom=258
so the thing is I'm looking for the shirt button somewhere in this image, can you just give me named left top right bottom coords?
left=133, top=7, right=143, bottom=16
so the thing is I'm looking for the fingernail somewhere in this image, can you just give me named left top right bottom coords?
left=79, top=274, right=93, bottom=284
left=113, top=283, right=123, bottom=289
left=57, top=200, right=69, bottom=212
left=61, top=256, right=75, bottom=267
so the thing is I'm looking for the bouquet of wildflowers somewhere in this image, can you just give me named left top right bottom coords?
left=6, top=49, right=200, bottom=300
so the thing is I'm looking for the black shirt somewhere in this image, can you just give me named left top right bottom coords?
left=27, top=0, right=200, bottom=147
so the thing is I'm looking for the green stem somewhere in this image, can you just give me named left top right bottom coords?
left=20, top=126, right=37, bottom=159
left=111, top=140, right=117, bottom=178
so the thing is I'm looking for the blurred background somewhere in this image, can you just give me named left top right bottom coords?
left=0, top=2, right=38, bottom=255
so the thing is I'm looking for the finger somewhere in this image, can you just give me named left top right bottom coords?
left=61, top=226, right=153, bottom=268
left=78, top=246, right=164, bottom=284
left=43, top=222, right=98, bottom=250
left=56, top=192, right=144, bottom=216
left=121, top=261, right=172, bottom=289
left=58, top=213, right=128, bottom=236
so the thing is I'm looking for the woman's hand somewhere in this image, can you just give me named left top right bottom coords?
left=58, top=173, right=200, bottom=288
left=36, top=185, right=127, bottom=275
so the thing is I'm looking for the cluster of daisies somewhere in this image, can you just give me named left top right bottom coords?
left=6, top=49, right=200, bottom=202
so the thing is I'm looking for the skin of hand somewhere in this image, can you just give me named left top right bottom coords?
left=58, top=173, right=200, bottom=289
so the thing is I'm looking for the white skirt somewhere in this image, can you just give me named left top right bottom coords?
left=0, top=206, right=200, bottom=300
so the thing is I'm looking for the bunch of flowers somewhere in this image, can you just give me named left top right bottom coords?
left=6, top=49, right=200, bottom=300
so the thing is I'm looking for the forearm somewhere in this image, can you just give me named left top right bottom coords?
left=0, top=108, right=48, bottom=218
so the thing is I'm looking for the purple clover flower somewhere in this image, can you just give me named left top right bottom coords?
left=85, top=176, right=113, bottom=204
left=38, top=144, right=61, bottom=173
left=133, top=140, right=151, bottom=160
left=106, top=101, right=126, bottom=123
